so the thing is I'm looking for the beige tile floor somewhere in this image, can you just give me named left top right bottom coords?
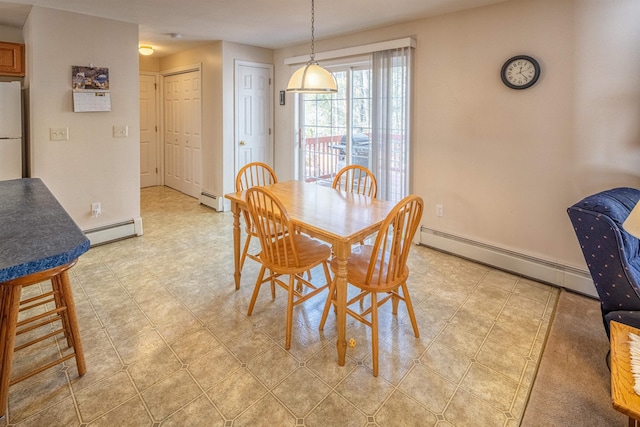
left=1, top=186, right=559, bottom=427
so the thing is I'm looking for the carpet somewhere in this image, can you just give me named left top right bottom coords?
left=521, top=289, right=627, bottom=426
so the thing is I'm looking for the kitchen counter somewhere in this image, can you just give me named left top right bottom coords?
left=0, top=178, right=90, bottom=282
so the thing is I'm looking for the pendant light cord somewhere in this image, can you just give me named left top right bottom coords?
left=310, top=0, right=316, bottom=63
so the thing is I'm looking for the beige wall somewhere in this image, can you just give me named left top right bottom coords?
left=139, top=55, right=160, bottom=73
left=23, top=7, right=141, bottom=231
left=274, top=0, right=640, bottom=270
left=0, top=24, right=23, bottom=43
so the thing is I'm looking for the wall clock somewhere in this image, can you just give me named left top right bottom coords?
left=500, top=55, right=540, bottom=90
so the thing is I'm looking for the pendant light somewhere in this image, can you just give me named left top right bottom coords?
left=286, top=0, right=337, bottom=93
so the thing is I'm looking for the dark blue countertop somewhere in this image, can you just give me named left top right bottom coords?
left=0, top=178, right=90, bottom=283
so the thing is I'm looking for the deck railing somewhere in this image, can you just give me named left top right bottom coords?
left=303, top=136, right=342, bottom=184
left=303, top=134, right=406, bottom=200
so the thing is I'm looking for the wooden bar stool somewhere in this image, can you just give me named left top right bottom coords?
left=0, top=260, right=86, bottom=418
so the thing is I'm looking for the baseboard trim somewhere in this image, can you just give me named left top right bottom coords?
left=199, top=192, right=226, bottom=212
left=419, top=227, right=597, bottom=298
left=84, top=217, right=143, bottom=247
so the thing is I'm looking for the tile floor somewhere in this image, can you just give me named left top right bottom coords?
left=1, top=186, right=559, bottom=426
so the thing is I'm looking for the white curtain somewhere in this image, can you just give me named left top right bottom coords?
left=370, top=47, right=413, bottom=202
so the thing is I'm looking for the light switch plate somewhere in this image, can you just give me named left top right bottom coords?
left=113, top=125, right=128, bottom=138
left=50, top=127, right=69, bottom=141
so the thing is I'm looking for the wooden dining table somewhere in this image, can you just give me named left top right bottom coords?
left=225, top=180, right=396, bottom=366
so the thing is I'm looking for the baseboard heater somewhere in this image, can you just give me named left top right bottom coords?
left=419, top=227, right=596, bottom=298
left=199, top=191, right=226, bottom=212
left=84, top=217, right=143, bottom=247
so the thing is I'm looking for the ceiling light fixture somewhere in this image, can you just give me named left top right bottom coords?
left=138, top=45, right=154, bottom=56
left=286, top=0, right=337, bottom=93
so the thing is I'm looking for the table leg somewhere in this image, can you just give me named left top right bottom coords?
left=232, top=203, right=241, bottom=290
left=334, top=242, right=349, bottom=366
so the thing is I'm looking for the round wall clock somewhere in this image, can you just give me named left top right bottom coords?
left=500, top=55, right=540, bottom=90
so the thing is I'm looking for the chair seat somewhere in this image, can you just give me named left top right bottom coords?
left=262, top=234, right=331, bottom=274
left=329, top=245, right=409, bottom=292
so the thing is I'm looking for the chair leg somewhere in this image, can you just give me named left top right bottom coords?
left=401, top=282, right=420, bottom=338
left=391, top=290, right=399, bottom=316
left=285, top=275, right=295, bottom=350
left=247, top=265, right=267, bottom=316
left=321, top=261, right=332, bottom=286
left=319, top=277, right=336, bottom=331
left=270, top=269, right=276, bottom=300
left=239, top=233, right=252, bottom=270
left=371, top=292, right=379, bottom=377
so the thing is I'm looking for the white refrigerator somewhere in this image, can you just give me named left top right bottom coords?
left=0, top=81, right=23, bottom=180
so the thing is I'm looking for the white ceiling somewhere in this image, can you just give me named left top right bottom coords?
left=0, top=0, right=509, bottom=57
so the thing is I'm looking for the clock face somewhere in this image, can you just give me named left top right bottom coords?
left=501, top=55, right=540, bottom=90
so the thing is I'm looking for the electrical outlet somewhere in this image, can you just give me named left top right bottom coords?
left=436, top=204, right=444, bottom=217
left=91, top=202, right=101, bottom=217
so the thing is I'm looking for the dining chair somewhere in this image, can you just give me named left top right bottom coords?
left=235, top=162, right=278, bottom=271
left=319, top=194, right=423, bottom=376
left=245, top=186, right=332, bottom=349
left=332, top=164, right=378, bottom=198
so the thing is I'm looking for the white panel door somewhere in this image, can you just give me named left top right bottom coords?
left=164, top=75, right=182, bottom=192
left=139, top=73, right=158, bottom=188
left=236, top=63, right=272, bottom=171
left=163, top=71, right=202, bottom=197
left=180, top=73, right=202, bottom=198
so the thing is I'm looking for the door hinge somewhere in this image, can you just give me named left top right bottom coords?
left=269, top=78, right=271, bottom=85
left=155, top=125, right=158, bottom=132
left=269, top=128, right=272, bottom=135
left=154, top=83, right=158, bottom=90
left=156, top=168, right=158, bottom=174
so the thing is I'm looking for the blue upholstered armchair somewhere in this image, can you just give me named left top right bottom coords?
left=567, top=187, right=640, bottom=338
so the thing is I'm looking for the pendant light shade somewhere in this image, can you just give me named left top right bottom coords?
left=286, top=0, right=337, bottom=93
left=287, top=63, right=337, bottom=93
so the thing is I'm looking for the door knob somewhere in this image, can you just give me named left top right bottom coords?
left=239, top=140, right=246, bottom=146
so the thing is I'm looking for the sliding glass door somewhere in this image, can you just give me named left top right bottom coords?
left=298, top=48, right=411, bottom=202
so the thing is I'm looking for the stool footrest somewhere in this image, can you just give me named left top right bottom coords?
left=19, top=292, right=56, bottom=312
left=14, top=327, right=67, bottom=352
left=9, top=353, right=76, bottom=386
left=17, top=307, right=66, bottom=333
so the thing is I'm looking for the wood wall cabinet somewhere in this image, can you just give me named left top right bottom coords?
left=0, top=42, right=25, bottom=77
